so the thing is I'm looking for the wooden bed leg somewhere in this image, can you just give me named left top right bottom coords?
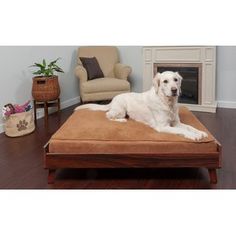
left=208, top=168, right=217, bottom=184
left=48, top=169, right=56, bottom=184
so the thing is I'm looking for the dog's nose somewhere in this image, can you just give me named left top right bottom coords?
left=171, top=87, right=177, bottom=93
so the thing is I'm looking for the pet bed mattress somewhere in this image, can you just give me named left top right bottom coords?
left=48, top=106, right=217, bottom=154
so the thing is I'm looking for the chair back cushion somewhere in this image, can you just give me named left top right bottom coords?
left=77, top=46, right=119, bottom=77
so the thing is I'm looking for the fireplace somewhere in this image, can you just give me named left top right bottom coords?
left=143, top=46, right=217, bottom=112
left=154, top=63, right=202, bottom=105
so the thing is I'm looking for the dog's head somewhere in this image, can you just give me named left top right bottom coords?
left=153, top=71, right=183, bottom=97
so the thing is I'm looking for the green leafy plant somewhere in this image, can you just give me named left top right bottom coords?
left=30, top=58, right=64, bottom=77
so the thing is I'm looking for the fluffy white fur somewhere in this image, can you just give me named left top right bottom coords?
left=75, top=71, right=208, bottom=141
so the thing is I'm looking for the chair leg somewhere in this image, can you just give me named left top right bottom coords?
left=208, top=168, right=217, bottom=184
left=48, top=169, right=56, bottom=184
left=80, top=98, right=84, bottom=105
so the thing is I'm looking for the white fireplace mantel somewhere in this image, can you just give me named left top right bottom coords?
left=142, top=46, right=217, bottom=112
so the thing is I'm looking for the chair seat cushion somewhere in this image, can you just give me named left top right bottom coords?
left=49, top=106, right=218, bottom=155
left=82, top=78, right=130, bottom=94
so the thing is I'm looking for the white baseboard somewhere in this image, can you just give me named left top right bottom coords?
left=180, top=103, right=217, bottom=113
left=1, top=97, right=235, bottom=134
left=0, top=96, right=81, bottom=134
left=61, top=96, right=81, bottom=109
left=217, top=100, right=236, bottom=109
left=0, top=123, right=3, bottom=134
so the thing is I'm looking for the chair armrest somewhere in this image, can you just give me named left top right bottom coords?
left=114, top=63, right=132, bottom=80
left=74, top=65, right=88, bottom=83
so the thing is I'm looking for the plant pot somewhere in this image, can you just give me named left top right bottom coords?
left=32, top=76, right=60, bottom=102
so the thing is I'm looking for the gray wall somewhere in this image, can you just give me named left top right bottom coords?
left=216, top=46, right=236, bottom=105
left=120, top=46, right=236, bottom=107
left=0, top=46, right=79, bottom=107
left=117, top=46, right=143, bottom=92
left=0, top=46, right=143, bottom=118
left=0, top=46, right=79, bottom=131
left=1, top=46, right=236, bottom=131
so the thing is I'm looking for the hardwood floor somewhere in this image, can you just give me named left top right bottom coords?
left=0, top=104, right=235, bottom=189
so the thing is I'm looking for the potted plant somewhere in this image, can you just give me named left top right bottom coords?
left=31, top=58, right=64, bottom=102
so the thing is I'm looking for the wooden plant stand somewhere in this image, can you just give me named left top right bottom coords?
left=33, top=98, right=60, bottom=125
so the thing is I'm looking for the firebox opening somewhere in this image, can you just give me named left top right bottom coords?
left=154, top=63, right=201, bottom=104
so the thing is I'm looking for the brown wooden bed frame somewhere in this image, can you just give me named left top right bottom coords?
left=44, top=140, right=221, bottom=185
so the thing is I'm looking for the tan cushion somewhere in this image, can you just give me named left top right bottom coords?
left=77, top=46, right=119, bottom=77
left=49, top=106, right=218, bottom=154
left=82, top=78, right=130, bottom=94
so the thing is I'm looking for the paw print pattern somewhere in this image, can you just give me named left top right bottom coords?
left=16, top=120, right=28, bottom=131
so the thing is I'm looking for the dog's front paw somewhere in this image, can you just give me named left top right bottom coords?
left=193, top=130, right=208, bottom=140
left=183, top=130, right=208, bottom=141
left=183, top=132, right=199, bottom=141
left=199, top=131, right=208, bottom=139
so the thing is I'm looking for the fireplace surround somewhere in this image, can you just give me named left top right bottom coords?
left=143, top=46, right=216, bottom=112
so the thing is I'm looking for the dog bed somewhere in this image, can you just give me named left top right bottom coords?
left=44, top=106, right=221, bottom=184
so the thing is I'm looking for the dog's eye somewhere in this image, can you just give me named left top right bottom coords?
left=174, top=78, right=178, bottom=82
left=163, top=80, right=168, bottom=84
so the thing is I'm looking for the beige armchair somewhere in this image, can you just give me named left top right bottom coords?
left=75, top=46, right=132, bottom=103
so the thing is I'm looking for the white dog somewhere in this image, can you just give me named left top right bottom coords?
left=75, top=71, right=208, bottom=141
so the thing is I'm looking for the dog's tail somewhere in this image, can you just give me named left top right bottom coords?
left=75, top=103, right=111, bottom=111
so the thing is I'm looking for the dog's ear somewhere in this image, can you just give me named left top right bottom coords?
left=175, top=72, right=183, bottom=94
left=153, top=72, right=161, bottom=93
left=175, top=72, right=183, bottom=82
